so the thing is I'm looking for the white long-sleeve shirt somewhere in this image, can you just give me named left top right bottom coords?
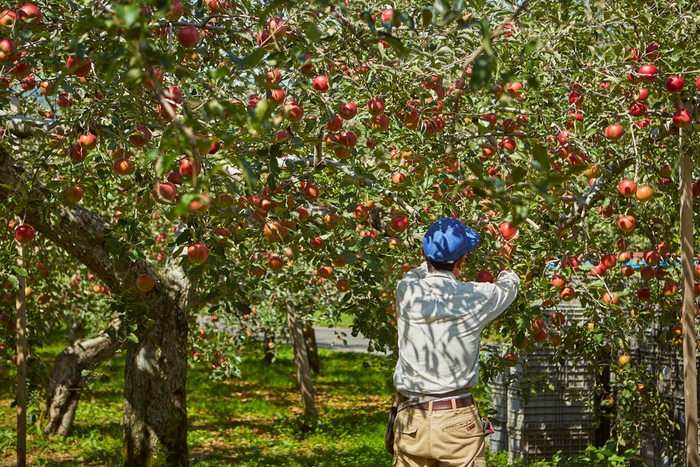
left=393, top=263, right=520, bottom=398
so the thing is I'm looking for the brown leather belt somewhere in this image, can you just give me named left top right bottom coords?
left=412, top=395, right=475, bottom=411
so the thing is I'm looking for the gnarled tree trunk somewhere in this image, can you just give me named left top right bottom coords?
left=122, top=260, right=192, bottom=467
left=44, top=320, right=124, bottom=436
left=0, top=145, right=191, bottom=466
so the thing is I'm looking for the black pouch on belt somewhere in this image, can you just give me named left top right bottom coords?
left=384, top=394, right=400, bottom=455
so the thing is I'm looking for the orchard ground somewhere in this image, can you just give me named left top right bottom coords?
left=0, top=328, right=556, bottom=467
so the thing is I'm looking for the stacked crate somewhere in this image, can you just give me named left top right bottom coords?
left=636, top=341, right=700, bottom=467
left=505, top=346, right=595, bottom=462
left=487, top=332, right=596, bottom=462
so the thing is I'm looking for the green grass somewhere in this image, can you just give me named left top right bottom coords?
left=0, top=330, right=556, bottom=467
left=0, top=330, right=398, bottom=466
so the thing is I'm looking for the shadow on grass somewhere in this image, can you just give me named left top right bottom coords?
left=191, top=443, right=392, bottom=467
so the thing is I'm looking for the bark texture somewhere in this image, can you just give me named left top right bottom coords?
left=264, top=332, right=275, bottom=363
left=302, top=321, right=320, bottom=375
left=286, top=301, right=318, bottom=428
left=0, top=144, right=191, bottom=466
left=44, top=320, right=124, bottom=437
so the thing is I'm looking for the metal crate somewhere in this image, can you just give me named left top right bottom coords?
left=508, top=424, right=595, bottom=463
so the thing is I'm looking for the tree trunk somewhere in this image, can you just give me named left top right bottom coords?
left=302, top=321, right=320, bottom=375
left=122, top=260, right=193, bottom=467
left=0, top=144, right=191, bottom=465
left=44, top=320, right=124, bottom=437
left=264, top=332, right=275, bottom=363
left=66, top=314, right=85, bottom=344
left=286, top=300, right=318, bottom=429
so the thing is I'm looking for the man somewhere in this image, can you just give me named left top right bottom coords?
left=392, top=217, right=520, bottom=467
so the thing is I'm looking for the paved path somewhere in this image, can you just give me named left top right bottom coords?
left=314, top=326, right=377, bottom=353
left=196, top=317, right=381, bottom=354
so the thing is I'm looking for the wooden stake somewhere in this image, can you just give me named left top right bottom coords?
left=15, top=243, right=27, bottom=467
left=286, top=300, right=318, bottom=428
left=679, top=131, right=698, bottom=467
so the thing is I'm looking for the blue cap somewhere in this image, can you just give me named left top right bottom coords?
left=422, top=218, right=480, bottom=264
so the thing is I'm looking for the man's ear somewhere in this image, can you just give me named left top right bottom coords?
left=421, top=247, right=425, bottom=258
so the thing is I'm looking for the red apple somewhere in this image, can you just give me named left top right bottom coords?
left=0, top=38, right=14, bottom=61
left=499, top=222, right=518, bottom=240
left=618, top=179, right=637, bottom=197
left=318, top=266, right=334, bottom=278
left=391, top=215, right=409, bottom=233
left=136, top=274, right=155, bottom=292
left=18, top=3, right=41, bottom=28
left=295, top=207, right=309, bottom=222
left=0, top=10, right=17, bottom=28
left=503, top=353, right=518, bottom=367
left=338, top=102, right=357, bottom=120
left=65, top=186, right=83, bottom=203
left=14, top=225, right=35, bottom=244
left=602, top=291, right=620, bottom=305
left=353, top=204, right=369, bottom=221
left=312, top=75, right=329, bottom=92
left=475, top=270, right=493, bottom=283
left=66, top=55, right=92, bottom=77
left=152, top=182, right=177, bottom=204
left=129, top=125, right=152, bottom=147
left=665, top=75, right=684, bottom=93
left=165, top=0, right=183, bottom=20
left=325, top=115, right=342, bottom=131
left=637, top=63, right=657, bottom=80
left=549, top=274, right=566, bottom=288
left=560, top=286, right=576, bottom=301
left=336, top=278, right=350, bottom=292
left=635, top=185, right=653, bottom=202
left=371, top=114, right=390, bottom=132
left=604, top=123, right=624, bottom=140
left=392, top=172, right=405, bottom=184
left=187, top=244, right=209, bottom=264
left=79, top=133, right=97, bottom=150
left=617, top=215, right=635, bottom=235
left=639, top=266, right=654, bottom=281
left=367, top=96, right=385, bottom=115
left=178, top=26, right=200, bottom=48
left=268, top=255, right=284, bottom=271
left=70, top=144, right=87, bottom=162
left=672, top=108, right=692, bottom=128
left=637, top=288, right=651, bottom=300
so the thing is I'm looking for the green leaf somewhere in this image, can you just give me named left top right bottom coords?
left=421, top=8, right=433, bottom=28
left=155, top=152, right=177, bottom=177
left=113, top=3, right=141, bottom=28
left=377, top=32, right=408, bottom=58
left=12, top=266, right=28, bottom=277
left=398, top=11, right=415, bottom=30
left=253, top=99, right=272, bottom=123
left=469, top=53, right=494, bottom=89
left=433, top=0, right=450, bottom=17
left=126, top=333, right=139, bottom=344
left=361, top=11, right=376, bottom=33
left=81, top=369, right=92, bottom=377
left=302, top=21, right=322, bottom=42
left=452, top=0, right=466, bottom=11
left=530, top=143, right=550, bottom=172
left=6, top=275, right=19, bottom=290
left=443, top=10, right=461, bottom=24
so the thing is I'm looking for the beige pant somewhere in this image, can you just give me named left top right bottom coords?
left=393, top=403, right=486, bottom=467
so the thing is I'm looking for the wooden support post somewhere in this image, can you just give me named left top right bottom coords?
left=15, top=243, right=27, bottom=467
left=286, top=300, right=318, bottom=428
left=679, top=132, right=698, bottom=467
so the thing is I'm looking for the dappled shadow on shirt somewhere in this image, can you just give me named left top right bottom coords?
left=393, top=264, right=520, bottom=398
